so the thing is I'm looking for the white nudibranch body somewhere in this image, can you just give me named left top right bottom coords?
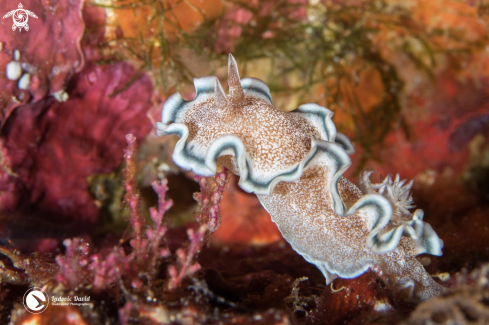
left=157, top=54, right=446, bottom=301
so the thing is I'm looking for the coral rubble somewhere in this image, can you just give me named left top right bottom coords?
left=402, top=264, right=489, bottom=325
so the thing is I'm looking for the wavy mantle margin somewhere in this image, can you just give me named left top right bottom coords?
left=158, top=119, right=350, bottom=203
left=156, top=74, right=354, bottom=198
left=157, top=60, right=443, bottom=271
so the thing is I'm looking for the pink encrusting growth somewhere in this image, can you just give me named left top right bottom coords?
left=157, top=55, right=446, bottom=301
left=54, top=134, right=204, bottom=293
left=0, top=0, right=85, bottom=127
left=0, top=62, right=153, bottom=228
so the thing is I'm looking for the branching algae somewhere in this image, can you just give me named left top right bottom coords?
left=157, top=55, right=445, bottom=301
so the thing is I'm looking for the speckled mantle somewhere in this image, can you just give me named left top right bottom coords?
left=157, top=55, right=445, bottom=301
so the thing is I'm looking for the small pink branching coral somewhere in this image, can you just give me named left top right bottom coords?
left=54, top=134, right=204, bottom=294
left=121, top=134, right=173, bottom=282
left=55, top=238, right=90, bottom=289
left=89, top=247, right=123, bottom=291
left=167, top=225, right=206, bottom=290
left=123, top=133, right=144, bottom=260
left=193, top=165, right=229, bottom=233
left=146, top=180, right=172, bottom=275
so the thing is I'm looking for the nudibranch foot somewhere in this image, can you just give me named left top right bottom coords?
left=158, top=54, right=446, bottom=302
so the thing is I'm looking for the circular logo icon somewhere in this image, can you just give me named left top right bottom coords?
left=23, top=287, right=49, bottom=314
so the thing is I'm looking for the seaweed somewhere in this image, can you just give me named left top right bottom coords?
left=87, top=0, right=488, bottom=170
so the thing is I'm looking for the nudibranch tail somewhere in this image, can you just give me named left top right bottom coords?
left=158, top=54, right=446, bottom=301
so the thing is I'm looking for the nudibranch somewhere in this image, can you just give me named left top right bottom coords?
left=156, top=55, right=446, bottom=301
